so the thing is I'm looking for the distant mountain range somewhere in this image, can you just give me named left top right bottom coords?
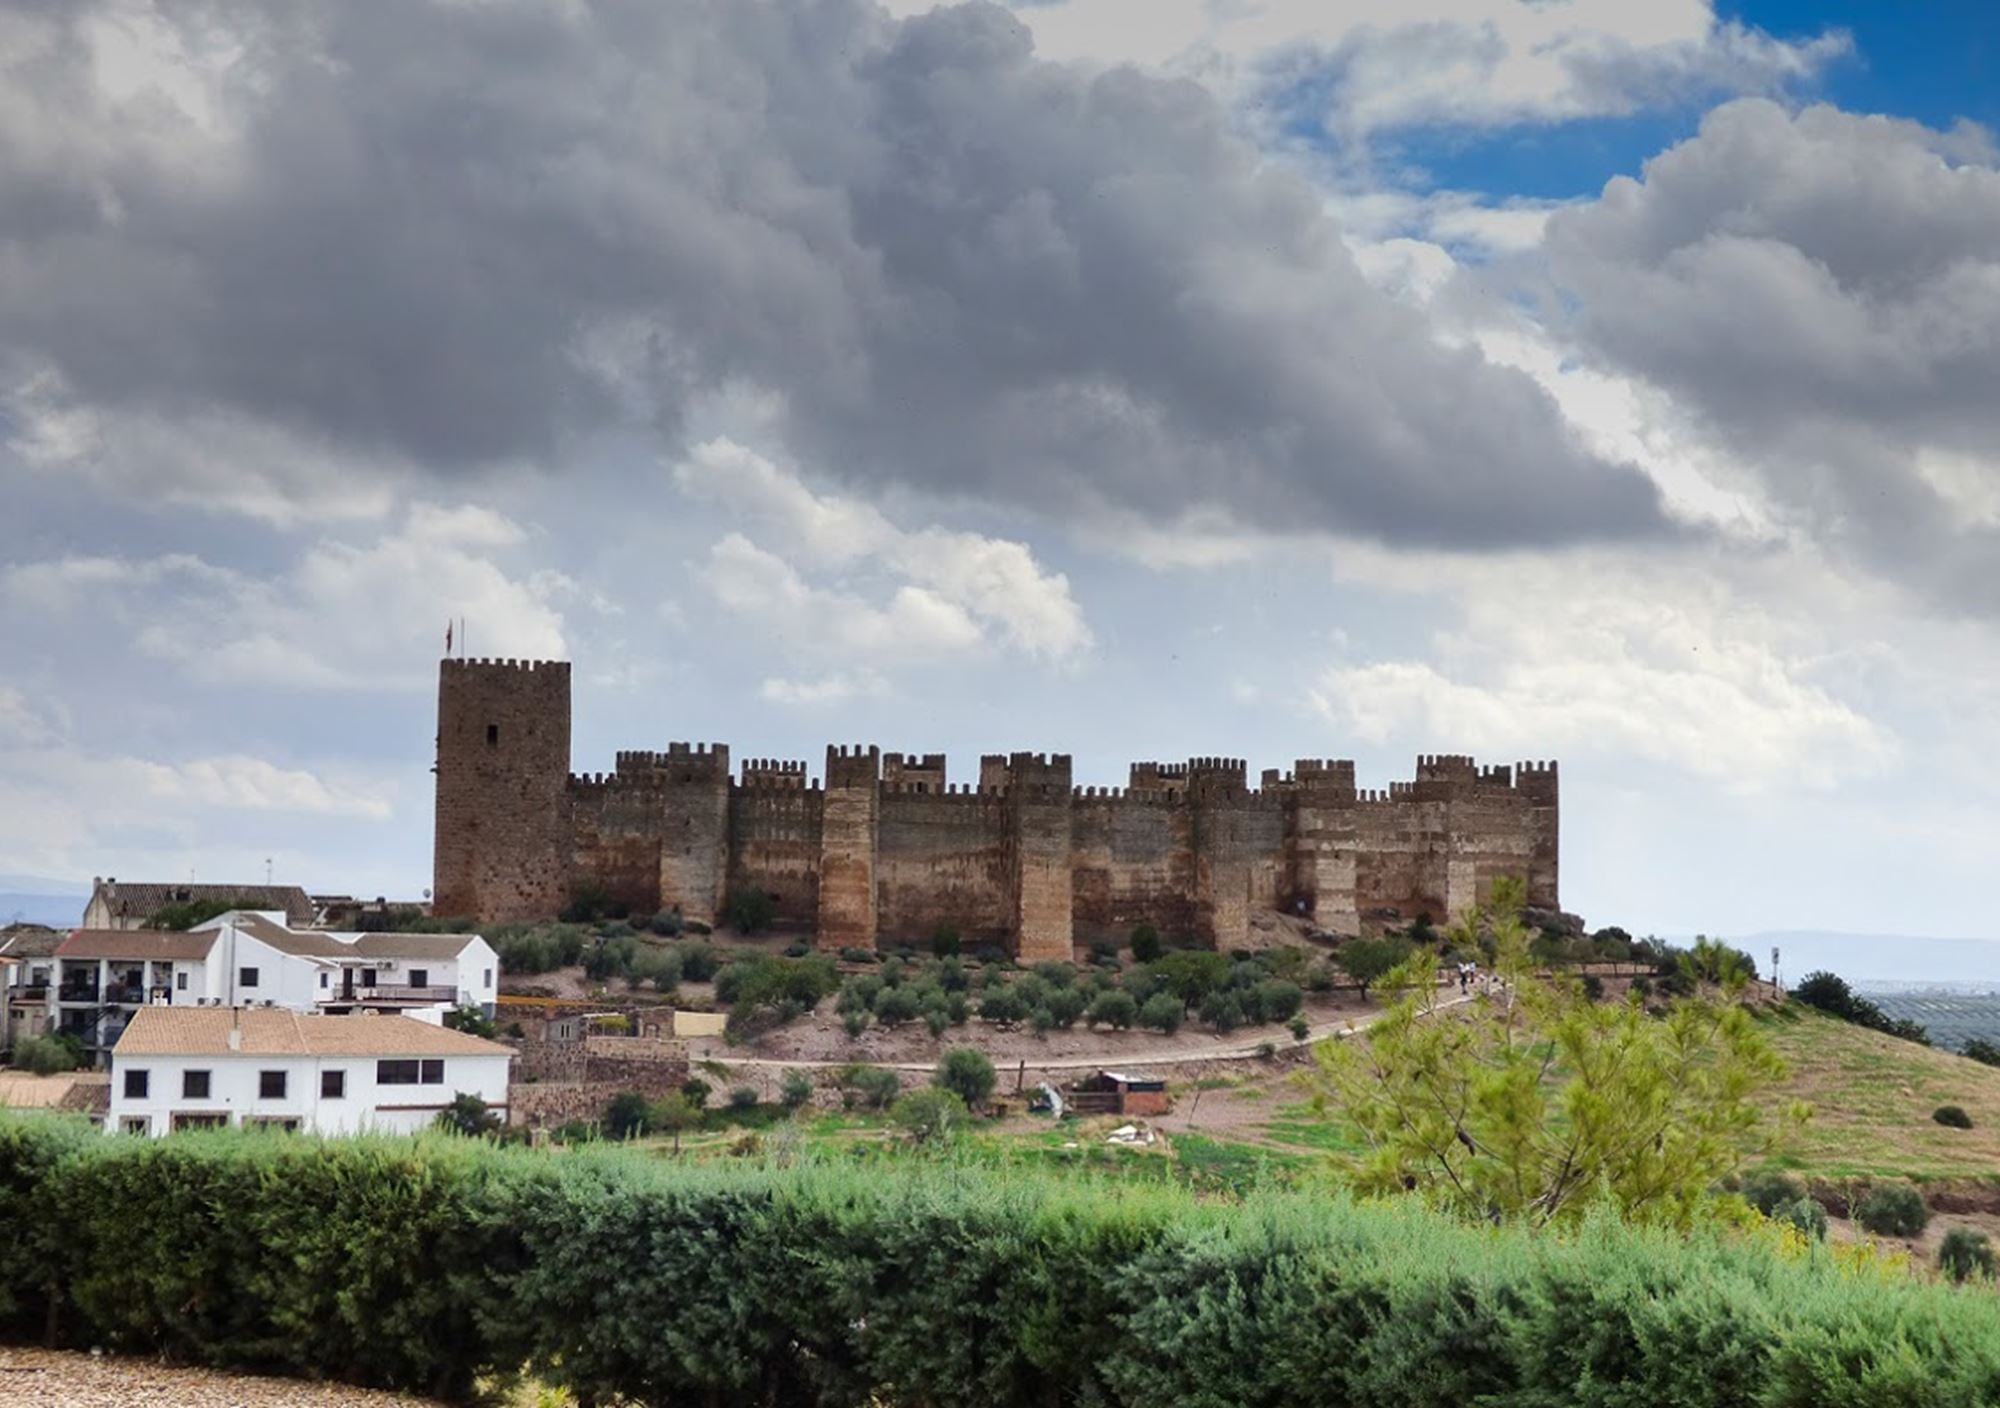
left=0, top=875, right=88, bottom=930
left=1724, top=930, right=2000, bottom=990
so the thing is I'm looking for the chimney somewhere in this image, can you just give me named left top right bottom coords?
left=228, top=1008, right=242, bottom=1051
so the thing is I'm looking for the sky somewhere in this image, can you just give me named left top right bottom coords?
left=3, top=0, right=1999, bottom=950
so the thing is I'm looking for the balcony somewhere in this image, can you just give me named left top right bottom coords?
left=56, top=986, right=101, bottom=1005
left=8, top=984, right=48, bottom=1002
left=104, top=984, right=148, bottom=1005
left=322, top=985, right=458, bottom=1006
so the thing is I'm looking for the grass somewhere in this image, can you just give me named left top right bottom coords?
left=1755, top=1004, right=2000, bottom=1181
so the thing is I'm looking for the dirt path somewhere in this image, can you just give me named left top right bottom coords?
left=690, top=991, right=1478, bottom=1074
left=0, top=1348, right=441, bottom=1407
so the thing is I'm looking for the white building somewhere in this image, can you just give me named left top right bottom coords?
left=109, top=1006, right=512, bottom=1136
left=19, top=913, right=500, bottom=1064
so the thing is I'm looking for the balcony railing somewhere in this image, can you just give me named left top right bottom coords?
left=104, top=984, right=147, bottom=1004
left=8, top=984, right=48, bottom=1002
left=56, top=986, right=101, bottom=1004
left=322, top=985, right=458, bottom=1005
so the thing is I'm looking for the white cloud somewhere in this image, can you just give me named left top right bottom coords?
left=758, top=670, right=891, bottom=707
left=3, top=503, right=568, bottom=690
left=676, top=437, right=1093, bottom=664
left=1307, top=554, right=1896, bottom=790
left=882, top=0, right=1846, bottom=141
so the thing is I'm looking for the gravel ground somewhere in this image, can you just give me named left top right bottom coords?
left=0, top=1348, right=444, bottom=1406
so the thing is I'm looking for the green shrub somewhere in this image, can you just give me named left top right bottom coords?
left=930, top=925, right=960, bottom=958
left=842, top=1010, right=868, bottom=1039
left=1288, top=1014, right=1311, bottom=1042
left=873, top=985, right=922, bottom=1028
left=1939, top=1228, right=1997, bottom=1284
left=839, top=1064, right=901, bottom=1110
left=433, top=1092, right=501, bottom=1138
left=1775, top=1196, right=1828, bottom=1241
left=891, top=1087, right=967, bottom=1145
left=1087, top=990, right=1138, bottom=1031
left=780, top=1071, right=814, bottom=1111
left=604, top=1090, right=652, bottom=1140
left=1740, top=1171, right=1806, bottom=1218
left=728, top=1086, right=760, bottom=1113
left=648, top=908, right=684, bottom=937
left=442, top=1005, right=498, bottom=1039
left=935, top=1048, right=996, bottom=1109
left=977, top=987, right=1028, bottom=1026
left=1130, top=924, right=1163, bottom=963
left=6, top=1116, right=2000, bottom=1405
left=1961, top=1038, right=2000, bottom=1067
left=1855, top=1182, right=1930, bottom=1238
left=1793, top=971, right=1930, bottom=1044
left=676, top=942, right=722, bottom=982
left=723, top=887, right=777, bottom=934
left=840, top=945, right=877, bottom=964
left=1199, top=989, right=1244, bottom=1034
left=1139, top=993, right=1184, bottom=1035
left=680, top=1078, right=712, bottom=1111
left=1933, top=1104, right=1974, bottom=1129
left=13, top=1034, right=81, bottom=1075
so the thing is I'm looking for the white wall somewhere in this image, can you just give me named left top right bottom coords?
left=109, top=1050, right=512, bottom=1137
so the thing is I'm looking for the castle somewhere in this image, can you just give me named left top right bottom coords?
left=432, top=659, right=1558, bottom=958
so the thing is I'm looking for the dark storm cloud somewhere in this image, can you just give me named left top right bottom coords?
left=1544, top=99, right=2000, bottom=607
left=0, top=0, right=1665, bottom=547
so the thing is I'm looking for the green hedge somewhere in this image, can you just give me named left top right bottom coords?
left=4, top=1115, right=2000, bottom=1405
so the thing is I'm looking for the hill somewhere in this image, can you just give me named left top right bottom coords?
left=1756, top=1005, right=2000, bottom=1181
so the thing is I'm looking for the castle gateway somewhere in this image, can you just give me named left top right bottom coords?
left=432, top=659, right=1558, bottom=959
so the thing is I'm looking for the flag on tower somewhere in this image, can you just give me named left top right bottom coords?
left=445, top=620, right=453, bottom=654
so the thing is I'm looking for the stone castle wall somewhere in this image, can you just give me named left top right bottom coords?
left=435, top=661, right=1559, bottom=949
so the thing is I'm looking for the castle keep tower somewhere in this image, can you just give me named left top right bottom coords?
left=433, top=659, right=572, bottom=921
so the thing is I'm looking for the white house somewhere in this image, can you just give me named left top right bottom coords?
left=24, top=914, right=501, bottom=1064
left=109, top=1006, right=512, bottom=1136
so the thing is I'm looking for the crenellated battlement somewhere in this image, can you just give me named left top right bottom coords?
left=739, top=757, right=809, bottom=790
left=441, top=657, right=570, bottom=676
left=825, top=743, right=882, bottom=789
left=882, top=750, right=948, bottom=794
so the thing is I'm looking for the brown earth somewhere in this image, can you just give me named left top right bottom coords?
left=0, top=1348, right=442, bottom=1407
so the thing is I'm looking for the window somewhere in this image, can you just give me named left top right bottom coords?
left=239, top=966, right=259, bottom=989
left=120, top=1117, right=148, bottom=1135
left=483, top=968, right=493, bottom=988
left=409, top=968, right=429, bottom=989
left=182, top=1070, right=211, bottom=1099
left=319, top=972, right=329, bottom=989
left=423, top=1058, right=443, bottom=1084
left=175, top=972, right=187, bottom=992
left=378, top=1058, right=446, bottom=1086
left=486, top=723, right=499, bottom=745
left=321, top=1069, right=346, bottom=1099
left=259, top=1070, right=287, bottom=1099
left=123, top=1069, right=149, bottom=1099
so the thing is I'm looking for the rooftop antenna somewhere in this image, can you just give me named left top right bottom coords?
left=265, top=857, right=274, bottom=885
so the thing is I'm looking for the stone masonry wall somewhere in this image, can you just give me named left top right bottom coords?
left=435, top=660, right=1561, bottom=946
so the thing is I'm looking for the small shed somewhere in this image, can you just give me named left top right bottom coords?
left=1066, top=1070, right=1170, bottom=1117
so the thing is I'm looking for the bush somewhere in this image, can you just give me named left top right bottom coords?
left=1961, top=1038, right=2000, bottom=1067
left=780, top=1071, right=814, bottom=1111
left=1337, top=936, right=1412, bottom=1000
left=1939, top=1228, right=1997, bottom=1284
left=1247, top=979, right=1303, bottom=1025
left=935, top=1048, right=997, bottom=1109
left=1580, top=973, right=1604, bottom=1002
left=1934, top=1104, right=1974, bottom=1129
left=728, top=1086, right=760, bottom=1113
left=1855, top=1183, right=1930, bottom=1239
left=1199, top=990, right=1244, bottom=1034
left=1740, top=1171, right=1806, bottom=1218
left=433, top=1093, right=500, bottom=1138
left=560, top=879, right=626, bottom=924
left=891, top=1087, right=967, bottom=1145
left=723, top=888, right=777, bottom=934
left=604, top=1090, right=652, bottom=1140
left=1288, top=1015, right=1310, bottom=1042
left=442, top=1005, right=498, bottom=1039
left=648, top=908, right=684, bottom=937
left=842, top=1010, right=868, bottom=1039
left=839, top=1064, right=900, bottom=1110
left=6, top=1117, right=2000, bottom=1405
left=977, top=986, right=1029, bottom=1026
left=1087, top=990, right=1138, bottom=1031
left=930, top=925, right=961, bottom=958
left=13, top=1034, right=81, bottom=1075
left=1775, top=1196, right=1828, bottom=1242
left=680, top=1078, right=712, bottom=1111
left=1130, top=924, right=1163, bottom=963
left=1139, top=993, right=1184, bottom=1035
left=840, top=946, right=878, bottom=965
left=873, top=985, right=923, bottom=1028
left=677, top=942, right=722, bottom=982
left=1793, top=970, right=1929, bottom=1044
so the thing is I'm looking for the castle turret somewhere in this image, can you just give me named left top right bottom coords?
left=433, top=658, right=572, bottom=921
left=1004, top=752, right=1073, bottom=961
left=817, top=745, right=880, bottom=950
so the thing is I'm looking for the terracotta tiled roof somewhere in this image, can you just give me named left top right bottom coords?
left=93, top=882, right=313, bottom=926
left=349, top=932, right=482, bottom=959
left=0, top=1072, right=104, bottom=1109
left=55, top=929, right=218, bottom=961
left=113, top=1007, right=512, bottom=1058
left=0, top=929, right=64, bottom=960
